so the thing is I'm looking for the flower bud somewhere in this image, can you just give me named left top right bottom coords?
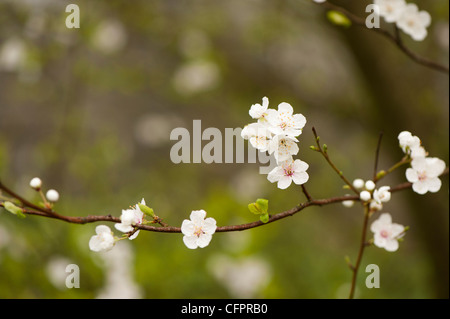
left=365, top=180, right=376, bottom=191
left=29, top=177, right=42, bottom=190
left=359, top=190, right=371, bottom=202
left=353, top=178, right=364, bottom=189
left=46, top=189, right=59, bottom=202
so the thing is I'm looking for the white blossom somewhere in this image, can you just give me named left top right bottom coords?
left=268, top=134, right=299, bottom=163
left=396, top=3, right=431, bottom=41
left=373, top=186, right=391, bottom=204
left=115, top=199, right=146, bottom=240
left=370, top=186, right=391, bottom=211
left=266, top=102, right=306, bottom=137
left=89, top=225, right=116, bottom=252
left=241, top=123, right=272, bottom=152
left=249, top=97, right=272, bottom=122
left=374, top=0, right=406, bottom=23
left=181, top=210, right=217, bottom=249
left=267, top=158, right=309, bottom=189
left=370, top=213, right=405, bottom=252
left=398, top=131, right=426, bottom=158
left=406, top=157, right=446, bottom=194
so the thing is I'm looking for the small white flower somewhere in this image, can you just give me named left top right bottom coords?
left=115, top=199, right=145, bottom=240
left=89, top=225, right=116, bottom=252
left=406, top=157, right=446, bottom=194
left=370, top=213, right=405, bottom=252
left=353, top=178, right=365, bottom=189
left=267, top=158, right=309, bottom=189
left=398, top=131, right=421, bottom=153
left=373, top=186, right=391, bottom=204
left=249, top=97, right=274, bottom=123
left=266, top=102, right=306, bottom=137
left=181, top=210, right=217, bottom=249
left=268, top=134, right=299, bottom=163
left=360, top=190, right=372, bottom=202
left=46, top=189, right=59, bottom=202
left=29, top=177, right=42, bottom=190
left=241, top=123, right=272, bottom=152
left=374, top=0, right=406, bottom=23
left=396, top=3, right=431, bottom=41
left=370, top=186, right=391, bottom=211
left=410, top=145, right=427, bottom=159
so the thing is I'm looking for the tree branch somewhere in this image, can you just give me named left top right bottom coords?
left=317, top=1, right=449, bottom=74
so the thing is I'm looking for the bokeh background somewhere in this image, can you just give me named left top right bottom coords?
left=0, top=0, right=448, bottom=299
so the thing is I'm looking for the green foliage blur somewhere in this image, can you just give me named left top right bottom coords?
left=0, top=0, right=448, bottom=299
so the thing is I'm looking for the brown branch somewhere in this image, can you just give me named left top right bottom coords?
left=373, top=131, right=384, bottom=181
left=318, top=1, right=449, bottom=74
left=349, top=204, right=370, bottom=299
left=0, top=168, right=447, bottom=234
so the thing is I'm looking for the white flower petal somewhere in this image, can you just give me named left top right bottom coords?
left=197, top=233, right=212, bottom=248
left=425, top=177, right=442, bottom=193
left=203, top=218, right=217, bottom=235
left=181, top=219, right=195, bottom=236
left=190, top=210, right=207, bottom=224
left=114, top=223, right=134, bottom=233
left=292, top=171, right=309, bottom=185
left=384, top=239, right=399, bottom=252
left=183, top=235, right=198, bottom=249
left=277, top=176, right=292, bottom=189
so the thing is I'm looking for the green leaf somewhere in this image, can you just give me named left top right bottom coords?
left=138, top=203, right=155, bottom=217
left=255, top=198, right=269, bottom=214
left=260, top=213, right=269, bottom=224
left=4, top=201, right=26, bottom=219
left=248, top=198, right=269, bottom=215
left=326, top=11, right=352, bottom=28
left=248, top=202, right=262, bottom=215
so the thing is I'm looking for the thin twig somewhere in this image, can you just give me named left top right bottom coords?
left=373, top=131, right=384, bottom=181
left=312, top=127, right=360, bottom=194
left=301, top=184, right=313, bottom=202
left=317, top=1, right=449, bottom=74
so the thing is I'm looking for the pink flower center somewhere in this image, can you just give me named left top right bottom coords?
left=284, top=166, right=294, bottom=177
left=380, top=230, right=389, bottom=239
left=194, top=226, right=204, bottom=238
left=418, top=171, right=427, bottom=181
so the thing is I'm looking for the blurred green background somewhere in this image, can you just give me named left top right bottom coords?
left=0, top=0, right=448, bottom=299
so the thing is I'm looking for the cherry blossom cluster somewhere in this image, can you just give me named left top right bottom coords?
left=399, top=131, right=446, bottom=195
left=374, top=0, right=431, bottom=41
left=342, top=131, right=446, bottom=253
left=241, top=97, right=309, bottom=189
left=346, top=178, right=405, bottom=252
